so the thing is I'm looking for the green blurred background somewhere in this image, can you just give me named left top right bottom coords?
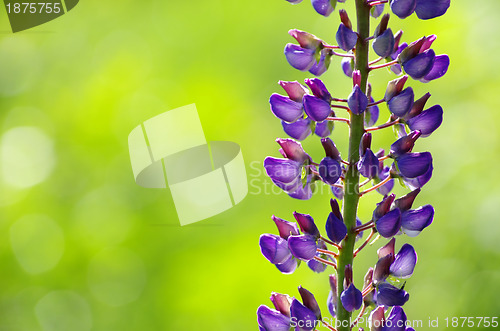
left=0, top=1, right=498, bottom=330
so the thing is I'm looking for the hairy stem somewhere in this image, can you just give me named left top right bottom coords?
left=336, top=0, right=371, bottom=329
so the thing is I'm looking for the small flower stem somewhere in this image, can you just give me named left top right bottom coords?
left=331, top=104, right=352, bottom=112
left=321, top=320, right=338, bottom=331
left=314, top=256, right=337, bottom=269
left=354, top=220, right=375, bottom=233
left=335, top=0, right=370, bottom=329
left=369, top=57, right=383, bottom=65
left=351, top=304, right=368, bottom=328
left=359, top=178, right=371, bottom=188
left=341, top=159, right=350, bottom=166
left=368, top=99, right=385, bottom=107
left=331, top=51, right=356, bottom=58
left=353, top=229, right=376, bottom=257
left=379, top=155, right=391, bottom=161
left=365, top=118, right=400, bottom=132
left=369, top=59, right=399, bottom=70
left=320, top=236, right=342, bottom=250
left=368, top=0, right=388, bottom=6
left=359, top=175, right=392, bottom=196
left=317, top=248, right=339, bottom=258
left=362, top=284, right=374, bottom=297
left=326, top=117, right=351, bottom=124
left=332, top=98, right=348, bottom=103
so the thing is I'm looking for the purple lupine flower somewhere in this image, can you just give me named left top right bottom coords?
left=270, top=292, right=292, bottom=317
left=414, top=0, right=450, bottom=20
left=419, top=54, right=450, bottom=83
left=401, top=205, right=434, bottom=236
left=257, top=305, right=291, bottom=331
left=394, top=188, right=421, bottom=212
left=371, top=3, right=385, bottom=18
left=390, top=0, right=416, bottom=19
left=321, top=137, right=342, bottom=162
left=373, top=193, right=396, bottom=220
left=373, top=28, right=395, bottom=58
left=298, top=286, right=322, bottom=319
left=272, top=215, right=300, bottom=239
left=311, top=0, right=335, bottom=17
left=341, top=57, right=353, bottom=78
left=290, top=298, right=318, bottom=331
left=314, top=120, right=334, bottom=137
left=309, top=48, right=332, bottom=76
left=293, top=212, right=320, bottom=238
left=327, top=274, right=338, bottom=317
left=325, top=199, right=347, bottom=244
left=260, top=234, right=292, bottom=264
left=399, top=36, right=449, bottom=81
left=389, top=244, right=418, bottom=278
left=383, top=306, right=407, bottom=331
left=276, top=255, right=299, bottom=274
left=319, top=157, right=342, bottom=185
left=403, top=49, right=436, bottom=80
left=366, top=96, right=380, bottom=127
left=289, top=29, right=323, bottom=50
left=270, top=93, right=304, bottom=122
left=336, top=23, right=358, bottom=52
left=279, top=80, right=309, bottom=102
left=388, top=87, right=414, bottom=118
left=406, top=105, right=443, bottom=137
left=390, top=130, right=421, bottom=157
left=402, top=165, right=433, bottom=189
left=395, top=152, right=432, bottom=178
left=282, top=117, right=312, bottom=140
left=305, top=78, right=331, bottom=102
left=376, top=166, right=395, bottom=195
left=358, top=148, right=380, bottom=179
left=377, top=283, right=410, bottom=306
left=289, top=174, right=314, bottom=200
left=285, top=43, right=317, bottom=71
left=340, top=283, right=363, bottom=312
left=348, top=85, right=369, bottom=115
left=374, top=252, right=394, bottom=283
left=376, top=208, right=402, bottom=238
left=303, top=94, right=332, bottom=122
left=288, top=234, right=318, bottom=261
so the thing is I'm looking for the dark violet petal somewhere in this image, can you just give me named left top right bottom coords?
left=341, top=57, right=353, bottom=78
left=378, top=237, right=396, bottom=259
left=288, top=234, right=317, bottom=261
left=358, top=148, right=380, bottom=179
left=321, top=137, right=342, bottom=161
left=327, top=291, right=336, bottom=317
left=348, top=85, right=369, bottom=115
left=396, top=152, right=432, bottom=178
left=394, top=188, right=421, bottom=212
left=276, top=255, right=298, bottom=274
left=257, top=305, right=291, bottom=331
left=270, top=293, right=292, bottom=317
left=390, top=130, right=421, bottom=157
left=319, top=157, right=342, bottom=185
left=311, top=0, right=335, bottom=17
left=374, top=254, right=394, bottom=283
left=305, top=78, right=332, bottom=102
left=303, top=94, right=332, bottom=122
left=407, top=105, right=443, bottom=137
left=388, top=87, right=414, bottom=118
left=420, top=54, right=449, bottom=82
left=371, top=3, right=385, bottom=18
left=390, top=244, right=417, bottom=278
left=331, top=184, right=344, bottom=200
left=340, top=284, right=363, bottom=312
left=260, top=234, right=292, bottom=264
left=373, top=193, right=396, bottom=220
left=314, top=121, right=333, bottom=138
left=279, top=80, right=309, bottom=102
left=390, top=0, right=416, bottom=19
left=365, top=97, right=380, bottom=127
left=298, top=286, right=322, bottom=320
left=373, top=28, right=395, bottom=58
left=276, top=138, right=310, bottom=163
left=403, top=49, right=435, bottom=80
left=376, top=167, right=394, bottom=196
left=309, top=48, right=332, bottom=76
left=401, top=205, right=434, bottom=237
left=383, top=306, right=407, bottom=331
left=282, top=118, right=312, bottom=141
left=403, top=165, right=433, bottom=189
left=325, top=212, right=347, bottom=244
left=270, top=93, right=304, bottom=122
left=377, top=283, right=410, bottom=307
left=376, top=208, right=402, bottom=238
left=264, top=157, right=301, bottom=184
left=284, top=44, right=316, bottom=71
left=415, top=0, right=450, bottom=20
left=307, top=256, right=327, bottom=273
left=272, top=215, right=300, bottom=239
left=336, top=24, right=358, bottom=52
left=293, top=212, right=320, bottom=238
left=289, top=182, right=313, bottom=200
left=271, top=176, right=301, bottom=193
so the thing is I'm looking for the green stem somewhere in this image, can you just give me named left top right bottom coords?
left=335, top=0, right=370, bottom=330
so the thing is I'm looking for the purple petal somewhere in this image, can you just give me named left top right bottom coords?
left=390, top=130, right=421, bottom=157
left=293, top=212, right=320, bottom=238
left=358, top=148, right=380, bottom=179
left=390, top=0, right=416, bottom=19
left=314, top=120, right=333, bottom=138
left=319, top=157, right=342, bottom=185
left=373, top=193, right=396, bottom=220
left=374, top=254, right=394, bottom=283
left=388, top=87, right=414, bottom=117
left=270, top=293, right=292, bottom=317
left=325, top=212, right=347, bottom=244
left=376, top=167, right=394, bottom=196
left=257, top=305, right=291, bottom=331
left=284, top=44, right=316, bottom=71
left=279, top=80, right=309, bottom=102
left=365, top=97, right=380, bottom=127
left=276, top=138, right=310, bottom=163
left=282, top=118, right=312, bottom=141
left=272, top=215, right=300, bottom=239
left=376, top=283, right=410, bottom=307
left=394, top=188, right=421, bottom=212
left=289, top=182, right=313, bottom=200
left=376, top=208, right=402, bottom=238
left=288, top=234, right=317, bottom=261
left=371, top=4, right=385, bottom=18
left=340, top=284, right=363, bottom=312
left=303, top=94, right=332, bottom=122
left=309, top=48, right=332, bottom=76
left=290, top=299, right=317, bottom=331
left=390, top=244, right=417, bottom=278
left=260, top=234, right=292, bottom=264
left=403, top=165, right=433, bottom=189
left=311, top=0, right=335, bottom=17
left=298, top=286, right=322, bottom=319
left=327, top=291, right=336, bottom=317
left=420, top=54, right=450, bottom=82
left=403, top=49, right=436, bottom=80
left=401, top=205, right=434, bottom=237
left=348, top=85, right=369, bottom=115
left=276, top=255, right=298, bottom=274
left=264, top=157, right=301, bottom=185
left=407, top=105, right=443, bottom=137
left=305, top=78, right=331, bottom=102
left=336, top=24, right=358, bottom=52
left=396, top=152, right=432, bottom=178
left=331, top=184, right=344, bottom=200
left=307, top=256, right=327, bottom=273
left=415, top=0, right=450, bottom=20
left=270, top=93, right=304, bottom=122
left=373, top=28, right=395, bottom=58
left=383, top=306, right=407, bottom=331
left=341, top=57, right=353, bottom=78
